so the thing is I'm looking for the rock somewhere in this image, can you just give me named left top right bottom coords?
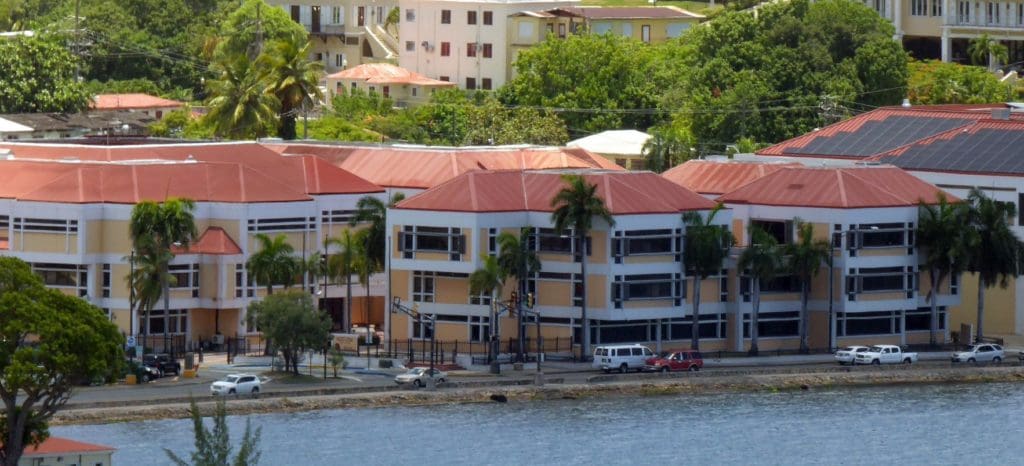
left=489, top=394, right=508, bottom=403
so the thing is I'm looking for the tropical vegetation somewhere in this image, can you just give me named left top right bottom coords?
left=551, top=174, right=615, bottom=360
left=246, top=291, right=331, bottom=374
left=496, top=228, right=542, bottom=361
left=0, top=257, right=122, bottom=466
left=166, top=398, right=262, bottom=466
left=738, top=226, right=783, bottom=356
left=246, top=233, right=299, bottom=295
left=783, top=221, right=831, bottom=354
left=966, top=189, right=1024, bottom=341
left=917, top=193, right=977, bottom=346
left=682, top=204, right=734, bottom=350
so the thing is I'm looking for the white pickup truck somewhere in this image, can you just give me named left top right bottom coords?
left=853, top=345, right=918, bottom=365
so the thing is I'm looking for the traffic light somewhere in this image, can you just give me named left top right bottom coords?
left=411, top=303, right=420, bottom=319
left=527, top=292, right=534, bottom=308
left=510, top=290, right=519, bottom=305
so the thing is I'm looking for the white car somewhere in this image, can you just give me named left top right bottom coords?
left=395, top=367, right=447, bottom=387
left=952, top=344, right=1005, bottom=364
left=834, top=346, right=870, bottom=365
left=211, top=374, right=261, bottom=396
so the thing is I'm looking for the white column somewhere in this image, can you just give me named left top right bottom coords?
left=941, top=27, right=952, bottom=61
left=899, top=309, right=907, bottom=346
left=893, top=0, right=904, bottom=36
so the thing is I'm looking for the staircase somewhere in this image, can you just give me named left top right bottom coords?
left=363, top=24, right=398, bottom=62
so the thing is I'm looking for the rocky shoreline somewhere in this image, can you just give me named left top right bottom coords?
left=52, top=365, right=1024, bottom=425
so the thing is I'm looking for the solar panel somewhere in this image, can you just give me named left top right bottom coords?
left=783, top=116, right=973, bottom=157
left=885, top=128, right=1024, bottom=175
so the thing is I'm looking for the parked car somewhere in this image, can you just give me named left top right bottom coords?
left=834, top=346, right=870, bottom=365
left=127, top=360, right=161, bottom=383
left=143, top=353, right=181, bottom=377
left=951, top=344, right=1004, bottom=364
left=854, top=345, right=918, bottom=365
left=644, top=351, right=703, bottom=372
left=210, top=374, right=261, bottom=396
left=593, top=344, right=656, bottom=373
left=395, top=367, right=447, bottom=387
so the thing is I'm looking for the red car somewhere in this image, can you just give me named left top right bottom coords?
left=644, top=350, right=703, bottom=372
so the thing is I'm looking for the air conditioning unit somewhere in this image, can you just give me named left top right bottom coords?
left=421, top=40, right=429, bottom=47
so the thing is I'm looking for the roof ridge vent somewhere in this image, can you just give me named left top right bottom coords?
left=992, top=108, right=1011, bottom=120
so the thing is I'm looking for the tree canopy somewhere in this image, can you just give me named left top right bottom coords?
left=0, top=34, right=90, bottom=113
left=907, top=60, right=1014, bottom=105
left=246, top=291, right=330, bottom=374
left=0, top=257, right=123, bottom=466
left=661, top=0, right=907, bottom=147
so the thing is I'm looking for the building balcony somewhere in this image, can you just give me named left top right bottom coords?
left=311, top=24, right=346, bottom=36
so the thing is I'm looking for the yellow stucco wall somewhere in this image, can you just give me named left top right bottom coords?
left=949, top=272, right=1017, bottom=337
left=18, top=232, right=76, bottom=254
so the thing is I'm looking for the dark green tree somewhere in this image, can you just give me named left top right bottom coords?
left=0, top=34, right=90, bottom=113
left=215, top=0, right=307, bottom=60
left=350, top=193, right=406, bottom=271
left=966, top=189, right=1023, bottom=342
left=204, top=53, right=279, bottom=139
left=907, top=60, right=1014, bottom=105
left=0, top=257, right=123, bottom=466
left=246, top=233, right=299, bottom=295
left=247, top=291, right=331, bottom=374
left=496, top=228, right=542, bottom=362
left=783, top=221, right=830, bottom=354
left=918, top=193, right=977, bottom=346
left=737, top=226, right=783, bottom=356
left=259, top=38, right=324, bottom=139
left=165, top=398, right=262, bottom=466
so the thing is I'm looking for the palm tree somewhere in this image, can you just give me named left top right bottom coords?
left=551, top=174, right=615, bottom=360
left=470, top=254, right=507, bottom=370
left=351, top=193, right=406, bottom=271
left=352, top=229, right=376, bottom=328
left=126, top=241, right=170, bottom=344
left=129, top=198, right=198, bottom=350
left=682, top=203, right=734, bottom=350
left=738, top=226, right=783, bottom=356
left=260, top=38, right=324, bottom=140
left=246, top=233, right=299, bottom=295
left=918, top=193, right=976, bottom=346
left=642, top=127, right=692, bottom=173
left=783, top=221, right=831, bottom=354
left=496, top=227, right=542, bottom=362
left=204, top=53, right=278, bottom=139
left=968, top=34, right=1009, bottom=70
left=328, top=229, right=361, bottom=332
left=966, top=189, right=1023, bottom=342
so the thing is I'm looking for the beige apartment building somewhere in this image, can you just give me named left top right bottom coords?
left=270, top=0, right=399, bottom=73
left=864, top=0, right=1024, bottom=63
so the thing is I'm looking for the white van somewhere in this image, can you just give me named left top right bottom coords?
left=592, top=344, right=655, bottom=373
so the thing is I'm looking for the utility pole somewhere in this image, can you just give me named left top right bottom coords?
left=74, top=0, right=81, bottom=83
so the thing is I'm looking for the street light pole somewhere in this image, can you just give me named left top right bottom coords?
left=129, top=248, right=136, bottom=362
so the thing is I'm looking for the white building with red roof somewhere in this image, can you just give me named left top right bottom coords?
left=91, top=93, right=185, bottom=119
left=709, top=165, right=958, bottom=351
left=17, top=436, right=115, bottom=466
left=325, top=63, right=456, bottom=106
left=388, top=168, right=729, bottom=353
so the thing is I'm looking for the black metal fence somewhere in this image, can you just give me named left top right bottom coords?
left=373, top=337, right=579, bottom=366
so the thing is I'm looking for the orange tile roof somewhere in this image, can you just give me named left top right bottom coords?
left=267, top=143, right=624, bottom=189
left=92, top=93, right=184, bottom=110
left=716, top=166, right=954, bottom=208
left=661, top=160, right=801, bottom=195
left=396, top=169, right=716, bottom=214
left=326, top=64, right=456, bottom=87
left=0, top=142, right=384, bottom=203
left=21, top=437, right=114, bottom=456
left=171, top=227, right=242, bottom=255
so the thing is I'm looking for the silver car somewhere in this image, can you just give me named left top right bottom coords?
left=834, top=346, right=870, bottom=365
left=952, top=344, right=1005, bottom=364
left=395, top=367, right=447, bottom=387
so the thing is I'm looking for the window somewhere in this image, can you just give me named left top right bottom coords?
left=612, top=229, right=678, bottom=262
left=467, top=43, right=477, bottom=57
left=441, top=9, right=451, bottom=24
left=906, top=307, right=946, bottom=331
left=235, top=264, right=255, bottom=298
left=248, top=217, right=314, bottom=233
left=743, top=311, right=799, bottom=337
left=440, top=42, right=451, bottom=56
left=102, top=264, right=111, bottom=298
left=31, top=263, right=87, bottom=296
left=740, top=273, right=800, bottom=298
left=912, top=0, right=928, bottom=15
left=406, top=41, right=415, bottom=51
left=332, top=6, right=342, bottom=24
left=487, top=228, right=497, bottom=256
left=931, top=0, right=943, bottom=15
left=147, top=309, right=188, bottom=335
left=666, top=23, right=689, bottom=38
left=482, top=43, right=492, bottom=58
left=659, top=314, right=727, bottom=341
left=988, top=1, right=1000, bottom=23
left=439, top=76, right=450, bottom=82
left=622, top=23, right=633, bottom=38
left=558, top=23, right=566, bottom=38
left=169, top=263, right=200, bottom=297
left=383, top=86, right=390, bottom=98
left=467, top=10, right=477, bottom=24
left=958, top=0, right=971, bottom=22
left=518, top=22, right=535, bottom=41
left=335, top=54, right=345, bottom=67
left=399, top=226, right=465, bottom=260
left=847, top=266, right=913, bottom=300
left=482, top=78, right=492, bottom=90
left=531, top=228, right=590, bottom=258
left=291, top=5, right=300, bottom=22
left=412, top=87, right=418, bottom=97
left=483, top=11, right=493, bottom=25
left=470, top=316, right=489, bottom=342
left=13, top=217, right=78, bottom=233
left=751, top=219, right=791, bottom=244
left=612, top=273, right=683, bottom=307
left=412, top=271, right=435, bottom=302
left=466, top=77, right=476, bottom=89
left=592, top=22, right=612, bottom=34
left=950, top=273, right=959, bottom=295
left=406, top=8, right=415, bottom=21
left=838, top=311, right=898, bottom=336
left=641, top=25, right=651, bottom=43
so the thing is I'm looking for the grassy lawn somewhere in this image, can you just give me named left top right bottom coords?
left=579, top=0, right=723, bottom=14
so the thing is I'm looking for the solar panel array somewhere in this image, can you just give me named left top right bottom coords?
left=875, top=128, right=1024, bottom=175
left=783, top=116, right=973, bottom=157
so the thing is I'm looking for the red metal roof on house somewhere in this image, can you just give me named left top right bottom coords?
left=266, top=143, right=623, bottom=189
left=171, top=227, right=242, bottom=255
left=326, top=63, right=456, bottom=87
left=661, top=160, right=801, bottom=195
left=21, top=437, right=114, bottom=457
left=0, top=142, right=384, bottom=203
left=757, top=106, right=1017, bottom=158
left=92, top=93, right=184, bottom=110
left=396, top=169, right=716, bottom=214
left=715, top=166, right=953, bottom=208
